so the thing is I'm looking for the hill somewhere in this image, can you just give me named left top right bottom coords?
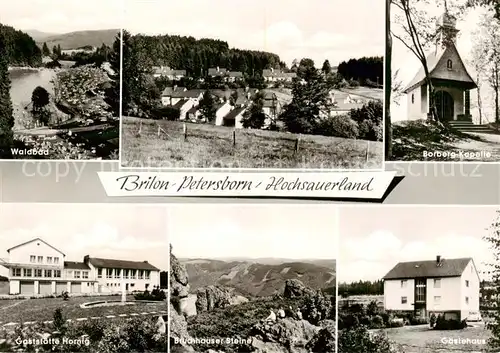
left=180, top=258, right=336, bottom=297
left=0, top=24, right=41, bottom=66
left=38, top=29, right=120, bottom=49
left=24, top=29, right=58, bottom=42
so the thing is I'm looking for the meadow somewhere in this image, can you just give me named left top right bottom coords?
left=121, top=117, right=383, bottom=169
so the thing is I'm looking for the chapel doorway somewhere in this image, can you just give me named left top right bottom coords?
left=435, top=90, right=454, bottom=121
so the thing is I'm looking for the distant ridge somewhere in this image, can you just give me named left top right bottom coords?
left=34, top=29, right=120, bottom=49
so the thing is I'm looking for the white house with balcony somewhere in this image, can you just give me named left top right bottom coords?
left=383, top=256, right=480, bottom=321
left=0, top=238, right=160, bottom=296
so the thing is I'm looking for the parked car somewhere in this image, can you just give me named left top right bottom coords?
left=466, top=311, right=482, bottom=322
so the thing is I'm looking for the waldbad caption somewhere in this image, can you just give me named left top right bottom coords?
left=116, top=175, right=375, bottom=192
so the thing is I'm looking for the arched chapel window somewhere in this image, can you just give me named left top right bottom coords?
left=447, top=59, right=452, bottom=69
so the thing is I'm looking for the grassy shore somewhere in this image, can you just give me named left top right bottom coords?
left=121, top=117, right=383, bottom=169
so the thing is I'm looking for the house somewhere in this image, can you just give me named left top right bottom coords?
left=222, top=107, right=247, bottom=128
left=214, top=101, right=233, bottom=126
left=403, top=10, right=477, bottom=121
left=227, top=71, right=244, bottom=82
left=383, top=256, right=480, bottom=321
left=172, top=99, right=196, bottom=121
left=186, top=106, right=201, bottom=121
left=161, top=87, right=203, bottom=106
left=153, top=66, right=186, bottom=80
left=262, top=69, right=297, bottom=82
left=0, top=238, right=160, bottom=296
left=208, top=67, right=227, bottom=77
left=329, top=90, right=367, bottom=116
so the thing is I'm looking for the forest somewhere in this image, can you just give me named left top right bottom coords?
left=0, top=24, right=42, bottom=66
left=337, top=56, right=384, bottom=87
left=131, top=34, right=285, bottom=78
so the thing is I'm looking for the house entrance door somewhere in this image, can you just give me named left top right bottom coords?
left=435, top=90, right=454, bottom=121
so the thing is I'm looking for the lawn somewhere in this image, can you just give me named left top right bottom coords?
left=121, top=117, right=383, bottom=169
left=379, top=323, right=492, bottom=353
left=0, top=295, right=166, bottom=323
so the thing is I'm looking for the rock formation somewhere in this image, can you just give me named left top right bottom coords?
left=283, top=279, right=314, bottom=299
left=195, top=285, right=232, bottom=313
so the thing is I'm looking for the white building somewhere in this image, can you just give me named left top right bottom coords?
left=0, top=238, right=160, bottom=296
left=383, top=256, right=480, bottom=321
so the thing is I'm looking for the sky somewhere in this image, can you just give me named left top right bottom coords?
left=0, top=203, right=168, bottom=276
left=391, top=3, right=494, bottom=122
left=124, top=0, right=384, bottom=68
left=169, top=204, right=337, bottom=260
left=338, top=206, right=498, bottom=284
left=0, top=0, right=122, bottom=33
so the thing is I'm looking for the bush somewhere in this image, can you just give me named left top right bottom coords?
left=434, top=315, right=467, bottom=330
left=338, top=326, right=394, bottom=353
left=388, top=319, right=404, bottom=328
left=371, top=315, right=384, bottom=328
left=134, top=288, right=166, bottom=301
left=150, top=106, right=180, bottom=120
left=409, top=316, right=428, bottom=325
left=349, top=100, right=383, bottom=141
left=315, top=114, right=359, bottom=139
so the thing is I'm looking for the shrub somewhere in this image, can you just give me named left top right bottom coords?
left=434, top=315, right=467, bottom=330
left=349, top=100, right=383, bottom=141
left=409, top=316, right=428, bottom=325
left=134, top=288, right=166, bottom=301
left=53, top=308, right=66, bottom=332
left=150, top=106, right=180, bottom=120
left=388, top=319, right=404, bottom=328
left=338, top=326, right=394, bottom=353
left=371, top=315, right=384, bottom=328
left=315, top=114, right=359, bottom=139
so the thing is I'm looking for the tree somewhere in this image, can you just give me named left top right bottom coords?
left=297, top=58, right=316, bottom=79
left=0, top=38, right=14, bottom=158
left=31, top=86, right=51, bottom=125
left=322, top=60, right=332, bottom=75
left=106, top=32, right=122, bottom=117
left=469, top=11, right=500, bottom=125
left=391, top=0, right=465, bottom=123
left=42, top=42, right=50, bottom=57
left=199, top=90, right=216, bottom=122
left=483, top=210, right=500, bottom=349
left=229, top=90, right=238, bottom=107
left=241, top=92, right=266, bottom=129
left=280, top=69, right=332, bottom=134
left=386, top=0, right=393, bottom=159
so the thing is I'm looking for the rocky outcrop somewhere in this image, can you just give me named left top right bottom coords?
left=283, top=279, right=314, bottom=299
left=247, top=318, right=320, bottom=353
left=195, top=285, right=232, bottom=313
left=171, top=244, right=190, bottom=298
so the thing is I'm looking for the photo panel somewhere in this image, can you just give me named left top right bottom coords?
left=120, top=0, right=384, bottom=171
left=168, top=204, right=338, bottom=353
left=0, top=0, right=122, bottom=161
left=337, top=205, right=498, bottom=353
left=0, top=203, right=168, bottom=352
left=386, top=0, right=500, bottom=163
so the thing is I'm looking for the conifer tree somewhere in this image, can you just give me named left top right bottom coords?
left=0, top=38, right=14, bottom=158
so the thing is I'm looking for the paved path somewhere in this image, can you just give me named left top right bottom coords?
left=0, top=309, right=167, bottom=328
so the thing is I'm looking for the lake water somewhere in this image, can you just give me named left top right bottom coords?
left=9, top=68, right=56, bottom=107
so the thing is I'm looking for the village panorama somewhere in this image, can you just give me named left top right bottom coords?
left=120, top=0, right=384, bottom=170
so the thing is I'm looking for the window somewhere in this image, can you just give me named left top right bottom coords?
left=124, top=269, right=129, bottom=279
left=47, top=257, right=52, bottom=264
left=30, top=255, right=36, bottom=263
left=12, top=268, right=21, bottom=277
left=23, top=268, right=32, bottom=277
left=97, top=269, right=102, bottom=278
left=44, top=270, right=52, bottom=278
left=131, top=270, right=136, bottom=279
left=106, top=269, right=112, bottom=279
left=434, top=296, right=441, bottom=303
left=447, top=59, right=453, bottom=70
left=434, top=279, right=441, bottom=288
left=138, top=270, right=143, bottom=279
left=466, top=280, right=469, bottom=287
left=401, top=280, right=407, bottom=288
left=74, top=271, right=81, bottom=279
left=411, top=93, right=415, bottom=104
left=37, top=256, right=43, bottom=263
left=83, top=271, right=89, bottom=279
left=465, top=297, right=469, bottom=305
left=131, top=283, right=135, bottom=287
left=145, top=271, right=150, bottom=280
left=401, top=296, right=407, bottom=304
left=54, top=257, right=59, bottom=264
left=115, top=269, right=120, bottom=279
left=35, top=269, right=42, bottom=277
left=54, top=270, right=61, bottom=278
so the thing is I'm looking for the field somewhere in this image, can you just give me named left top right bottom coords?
left=121, top=117, right=383, bottom=169
left=0, top=295, right=166, bottom=324
left=379, top=323, right=492, bottom=353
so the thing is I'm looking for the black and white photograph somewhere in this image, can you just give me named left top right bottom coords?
left=0, top=204, right=168, bottom=352
left=337, top=206, right=500, bottom=353
left=0, top=0, right=121, bottom=160
left=386, top=0, right=500, bottom=162
left=120, top=0, right=384, bottom=170
left=169, top=204, right=337, bottom=353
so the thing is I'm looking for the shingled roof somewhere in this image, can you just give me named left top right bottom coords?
left=87, top=257, right=159, bottom=271
left=383, top=257, right=473, bottom=280
left=224, top=107, right=246, bottom=120
left=403, top=43, right=477, bottom=93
